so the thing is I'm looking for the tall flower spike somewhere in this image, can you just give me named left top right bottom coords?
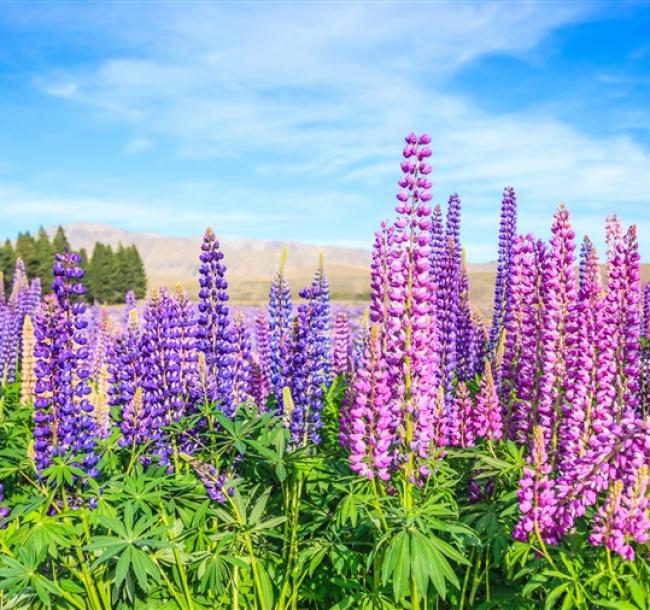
left=195, top=228, right=235, bottom=412
left=311, top=256, right=332, bottom=384
left=537, top=205, right=578, bottom=451
left=473, top=361, right=502, bottom=442
left=20, top=315, right=36, bottom=405
left=387, top=132, right=441, bottom=478
left=370, top=223, right=394, bottom=328
left=333, top=310, right=352, bottom=376
left=254, top=312, right=272, bottom=404
left=268, top=247, right=293, bottom=412
left=513, top=426, right=558, bottom=544
left=347, top=325, right=392, bottom=480
left=231, top=311, right=253, bottom=406
left=488, top=187, right=517, bottom=358
left=33, top=252, right=98, bottom=479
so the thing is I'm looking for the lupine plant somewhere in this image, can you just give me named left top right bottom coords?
left=0, top=132, right=648, bottom=610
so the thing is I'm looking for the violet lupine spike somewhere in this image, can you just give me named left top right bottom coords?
left=641, top=282, right=650, bottom=417
left=311, top=259, right=332, bottom=384
left=438, top=235, right=460, bottom=406
left=347, top=325, right=392, bottom=480
left=589, top=480, right=632, bottom=560
left=174, top=286, right=199, bottom=402
left=447, top=382, right=475, bottom=447
left=387, top=132, right=441, bottom=478
left=429, top=204, right=445, bottom=295
left=289, top=270, right=330, bottom=448
left=455, top=253, right=473, bottom=381
left=513, top=426, right=558, bottom=544
left=268, top=249, right=293, bottom=412
left=500, top=234, right=528, bottom=434
left=487, top=187, right=517, bottom=358
left=333, top=311, right=352, bottom=376
left=33, top=252, right=98, bottom=480
left=254, top=312, right=272, bottom=400
left=91, top=309, right=114, bottom=380
left=195, top=227, right=235, bottom=413
left=473, top=362, right=502, bottom=442
left=370, top=223, right=394, bottom=328
left=537, top=205, right=578, bottom=452
left=108, top=309, right=144, bottom=448
left=231, top=311, right=253, bottom=406
left=469, top=310, right=487, bottom=379
left=139, top=289, right=186, bottom=468
left=557, top=238, right=601, bottom=475
left=622, top=226, right=641, bottom=415
left=123, top=290, right=137, bottom=328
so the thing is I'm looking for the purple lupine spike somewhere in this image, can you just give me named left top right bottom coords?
left=589, top=480, right=631, bottom=560
left=622, top=226, right=641, bottom=415
left=139, top=288, right=186, bottom=468
left=347, top=325, right=392, bottom=480
left=488, top=187, right=517, bottom=358
left=621, top=465, right=650, bottom=555
left=473, top=362, right=502, bottom=442
left=537, top=205, right=578, bottom=452
left=186, top=455, right=231, bottom=504
left=254, top=311, right=272, bottom=403
left=447, top=382, right=475, bottom=447
left=91, top=309, right=114, bottom=380
left=289, top=269, right=330, bottom=447
left=641, top=282, right=650, bottom=416
left=513, top=426, right=558, bottom=544
left=557, top=238, right=601, bottom=475
left=333, top=311, right=352, bottom=376
left=33, top=252, right=98, bottom=480
left=195, top=228, right=235, bottom=413
left=429, top=204, right=445, bottom=292
left=268, top=249, right=293, bottom=412
left=174, top=286, right=199, bottom=400
left=311, top=258, right=332, bottom=384
left=370, top=223, right=393, bottom=327
left=352, top=309, right=370, bottom=373
left=386, top=133, right=441, bottom=480
left=438, top=234, right=460, bottom=405
left=123, top=290, right=137, bottom=328
left=456, top=253, right=473, bottom=381
left=231, top=311, right=253, bottom=406
left=109, top=310, right=145, bottom=449
left=469, top=310, right=487, bottom=379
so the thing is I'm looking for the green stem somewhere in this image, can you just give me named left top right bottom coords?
left=458, top=547, right=475, bottom=610
left=606, top=548, right=625, bottom=597
left=534, top=520, right=557, bottom=570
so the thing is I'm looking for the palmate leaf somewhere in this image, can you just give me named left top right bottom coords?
left=0, top=546, right=60, bottom=608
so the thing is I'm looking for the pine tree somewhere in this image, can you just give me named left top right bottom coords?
left=128, top=245, right=147, bottom=299
left=88, top=243, right=116, bottom=304
left=52, top=225, right=70, bottom=253
left=15, top=231, right=40, bottom=280
left=0, top=239, right=16, bottom=294
left=35, top=226, right=54, bottom=290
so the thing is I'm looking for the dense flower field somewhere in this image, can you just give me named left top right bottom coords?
left=0, top=133, right=648, bottom=609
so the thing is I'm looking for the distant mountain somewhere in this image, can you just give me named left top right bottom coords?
left=54, top=223, right=373, bottom=302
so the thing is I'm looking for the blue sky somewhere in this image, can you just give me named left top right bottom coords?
left=0, top=1, right=649, bottom=261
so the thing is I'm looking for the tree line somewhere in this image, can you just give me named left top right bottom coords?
left=0, top=225, right=147, bottom=304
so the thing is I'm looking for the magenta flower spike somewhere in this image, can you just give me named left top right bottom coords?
left=473, top=362, right=503, bottom=442
left=537, top=205, right=578, bottom=452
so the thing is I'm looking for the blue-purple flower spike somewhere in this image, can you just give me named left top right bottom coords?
left=487, top=186, right=517, bottom=358
left=33, top=251, right=98, bottom=480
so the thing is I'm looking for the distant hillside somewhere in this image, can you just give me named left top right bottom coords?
left=54, top=224, right=650, bottom=309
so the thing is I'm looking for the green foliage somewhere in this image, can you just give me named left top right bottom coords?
left=0, top=386, right=647, bottom=609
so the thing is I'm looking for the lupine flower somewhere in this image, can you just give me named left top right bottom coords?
left=385, top=132, right=441, bottom=478
left=488, top=187, right=517, bottom=357
left=537, top=205, right=577, bottom=450
left=333, top=311, right=351, bottom=376
left=20, top=315, right=36, bottom=405
left=589, top=480, right=631, bottom=560
left=513, top=426, right=558, bottom=544
left=347, top=325, right=392, bottom=480
left=91, top=308, right=114, bottom=380
left=0, top=482, right=10, bottom=523
left=123, top=289, right=137, bottom=328
left=311, top=258, right=332, bottom=384
left=447, top=381, right=475, bottom=447
left=268, top=248, right=293, bottom=412
left=195, top=228, right=235, bottom=412
left=33, top=252, right=98, bottom=479
left=473, top=362, right=502, bottom=442
left=370, top=223, right=394, bottom=327
left=455, top=254, right=473, bottom=381
left=91, top=365, right=111, bottom=440
left=185, top=455, right=230, bottom=504
left=254, top=312, right=272, bottom=402
left=289, top=271, right=330, bottom=447
left=231, top=311, right=253, bottom=406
